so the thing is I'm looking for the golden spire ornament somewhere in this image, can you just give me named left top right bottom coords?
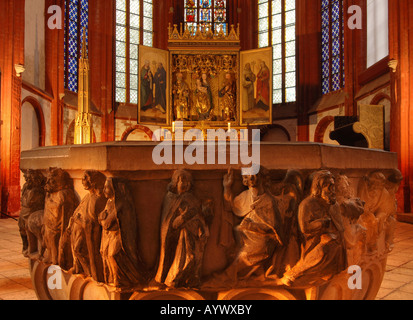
left=74, top=28, right=93, bottom=145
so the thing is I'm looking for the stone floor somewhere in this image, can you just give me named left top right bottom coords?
left=1, top=217, right=413, bottom=300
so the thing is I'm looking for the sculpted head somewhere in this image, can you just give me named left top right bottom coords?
left=242, top=166, right=267, bottom=191
left=103, top=178, right=115, bottom=200
left=23, top=169, right=45, bottom=190
left=335, top=174, right=353, bottom=200
left=170, top=170, right=193, bottom=195
left=82, top=170, right=106, bottom=194
left=311, top=170, right=337, bottom=205
left=367, top=172, right=386, bottom=191
left=45, top=168, right=73, bottom=193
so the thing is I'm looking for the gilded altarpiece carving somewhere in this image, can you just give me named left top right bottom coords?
left=137, top=25, right=273, bottom=128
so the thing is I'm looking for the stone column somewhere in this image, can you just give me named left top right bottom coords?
left=389, top=0, right=413, bottom=214
left=0, top=0, right=25, bottom=216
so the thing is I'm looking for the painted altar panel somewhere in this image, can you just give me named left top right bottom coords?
left=138, top=46, right=170, bottom=126
left=240, top=47, right=273, bottom=126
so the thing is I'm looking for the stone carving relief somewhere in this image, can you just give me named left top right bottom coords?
left=279, top=170, right=348, bottom=287
left=67, top=170, right=107, bottom=282
left=43, top=168, right=79, bottom=270
left=19, top=169, right=46, bottom=259
left=23, top=166, right=401, bottom=300
left=155, top=170, right=213, bottom=288
left=98, top=177, right=146, bottom=289
left=220, top=167, right=284, bottom=284
left=358, top=170, right=402, bottom=255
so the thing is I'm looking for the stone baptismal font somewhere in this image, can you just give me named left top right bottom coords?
left=20, top=142, right=401, bottom=300
left=18, top=26, right=402, bottom=301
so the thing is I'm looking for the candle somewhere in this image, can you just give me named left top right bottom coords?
left=172, top=122, right=175, bottom=133
left=228, top=123, right=231, bottom=132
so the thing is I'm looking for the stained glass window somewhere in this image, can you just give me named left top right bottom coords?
left=321, top=0, right=345, bottom=94
left=258, top=0, right=296, bottom=104
left=184, top=0, right=227, bottom=35
left=64, top=0, right=89, bottom=93
left=116, top=0, right=153, bottom=104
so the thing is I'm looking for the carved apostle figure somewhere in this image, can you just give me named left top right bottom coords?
left=98, top=177, right=145, bottom=288
left=155, top=170, right=211, bottom=288
left=358, top=171, right=400, bottom=254
left=222, top=167, right=284, bottom=280
left=19, top=170, right=46, bottom=258
left=384, top=170, right=403, bottom=252
left=67, top=170, right=107, bottom=282
left=280, top=170, right=347, bottom=288
left=335, top=174, right=366, bottom=266
left=43, top=168, right=79, bottom=270
left=266, top=170, right=303, bottom=280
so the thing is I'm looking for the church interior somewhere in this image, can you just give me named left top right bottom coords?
left=2, top=0, right=413, bottom=218
left=1, top=0, right=413, bottom=301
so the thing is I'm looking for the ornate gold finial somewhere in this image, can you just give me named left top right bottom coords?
left=81, top=28, right=87, bottom=59
left=75, top=27, right=93, bottom=145
left=168, top=23, right=240, bottom=44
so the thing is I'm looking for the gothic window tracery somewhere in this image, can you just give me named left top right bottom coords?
left=258, top=0, right=296, bottom=104
left=115, top=0, right=153, bottom=104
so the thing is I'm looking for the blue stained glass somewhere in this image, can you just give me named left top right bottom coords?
left=322, top=45, right=329, bottom=62
left=322, top=9, right=330, bottom=28
left=332, top=20, right=340, bottom=38
left=322, top=26, right=329, bottom=44
left=322, top=77, right=330, bottom=94
left=322, top=61, right=330, bottom=79
left=321, top=0, right=344, bottom=94
left=65, top=0, right=89, bottom=92
left=332, top=56, right=340, bottom=74
left=201, top=0, right=212, bottom=8
left=332, top=37, right=340, bottom=56
left=332, top=73, right=340, bottom=91
left=332, top=1, right=340, bottom=21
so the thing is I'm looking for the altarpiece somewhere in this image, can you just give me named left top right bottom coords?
left=138, top=24, right=273, bottom=132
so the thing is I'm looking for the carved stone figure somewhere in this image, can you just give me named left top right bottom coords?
left=43, top=168, right=79, bottom=270
left=98, top=177, right=145, bottom=288
left=67, top=170, right=107, bottom=282
left=384, top=169, right=403, bottom=251
left=266, top=170, right=303, bottom=280
left=335, top=174, right=366, bottom=266
left=18, top=170, right=46, bottom=258
left=155, top=170, right=212, bottom=288
left=280, top=170, right=347, bottom=288
left=358, top=171, right=401, bottom=254
left=222, top=167, right=284, bottom=281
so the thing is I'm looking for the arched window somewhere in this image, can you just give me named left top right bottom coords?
left=321, top=0, right=345, bottom=94
left=184, top=0, right=227, bottom=34
left=258, top=0, right=296, bottom=104
left=64, top=0, right=89, bottom=93
left=115, top=0, right=153, bottom=104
